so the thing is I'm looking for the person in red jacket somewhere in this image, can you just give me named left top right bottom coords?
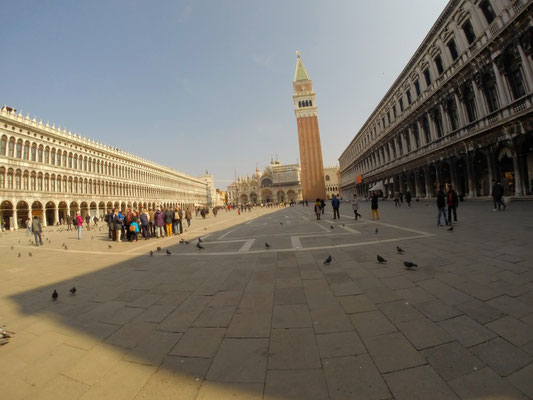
left=74, top=211, right=83, bottom=240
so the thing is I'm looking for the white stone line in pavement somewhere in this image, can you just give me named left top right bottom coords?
left=339, top=225, right=361, bottom=234
left=291, top=236, right=303, bottom=249
left=339, top=213, right=432, bottom=236
left=238, top=239, right=256, bottom=253
left=313, top=222, right=331, bottom=233
left=218, top=226, right=240, bottom=240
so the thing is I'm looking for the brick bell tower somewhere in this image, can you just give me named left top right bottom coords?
left=293, top=51, right=326, bottom=201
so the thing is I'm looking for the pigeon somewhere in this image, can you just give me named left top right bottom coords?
left=157, top=247, right=162, bottom=252
left=179, top=238, right=184, bottom=244
left=404, top=261, right=418, bottom=269
left=150, top=250, right=153, bottom=256
left=11, top=246, right=13, bottom=250
left=91, top=236, right=94, bottom=240
left=108, top=244, right=112, bottom=249
left=62, top=243, right=66, bottom=248
left=197, top=243, right=205, bottom=250
left=166, top=249, right=171, bottom=255
left=341, top=224, right=346, bottom=227
left=64, top=245, right=68, bottom=250
left=28, top=253, right=32, bottom=257
left=184, top=240, right=189, bottom=245
left=397, top=246, right=405, bottom=254
left=265, top=242, right=271, bottom=249
left=198, top=237, right=203, bottom=243
left=375, top=228, right=379, bottom=234
left=324, top=255, right=332, bottom=265
left=18, top=253, right=21, bottom=258
left=69, top=287, right=77, bottom=295
left=204, top=227, right=206, bottom=230
left=280, top=222, right=283, bottom=226
left=377, top=255, right=387, bottom=263
left=330, top=225, right=334, bottom=230
left=52, top=290, right=58, bottom=300
left=447, top=225, right=454, bottom=231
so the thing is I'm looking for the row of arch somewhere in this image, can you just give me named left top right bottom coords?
left=0, top=134, right=200, bottom=189
left=236, top=188, right=299, bottom=205
left=298, top=100, right=313, bottom=108
left=0, top=199, right=193, bottom=230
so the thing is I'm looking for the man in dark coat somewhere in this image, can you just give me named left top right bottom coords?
left=31, top=216, right=43, bottom=246
left=447, top=185, right=459, bottom=223
left=436, top=184, right=448, bottom=226
left=331, top=195, right=340, bottom=220
left=491, top=180, right=506, bottom=211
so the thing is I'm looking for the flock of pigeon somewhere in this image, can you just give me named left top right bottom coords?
left=322, top=246, right=418, bottom=270
left=51, top=286, right=76, bottom=301
left=0, top=326, right=13, bottom=346
left=148, top=237, right=205, bottom=257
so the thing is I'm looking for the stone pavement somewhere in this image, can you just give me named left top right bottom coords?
left=1, top=200, right=533, bottom=399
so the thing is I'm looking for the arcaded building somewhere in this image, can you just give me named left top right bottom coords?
left=339, top=0, right=532, bottom=199
left=0, top=106, right=209, bottom=230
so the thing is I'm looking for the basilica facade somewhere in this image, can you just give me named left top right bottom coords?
left=0, top=106, right=209, bottom=230
left=339, top=0, right=533, bottom=200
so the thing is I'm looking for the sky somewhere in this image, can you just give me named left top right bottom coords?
left=1, top=0, right=449, bottom=189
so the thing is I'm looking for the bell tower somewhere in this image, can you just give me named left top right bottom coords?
left=293, top=52, right=326, bottom=201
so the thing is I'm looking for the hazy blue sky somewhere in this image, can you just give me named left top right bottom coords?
left=2, top=0, right=448, bottom=188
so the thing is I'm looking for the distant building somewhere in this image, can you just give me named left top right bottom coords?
left=198, top=171, right=217, bottom=207
left=324, top=166, right=340, bottom=199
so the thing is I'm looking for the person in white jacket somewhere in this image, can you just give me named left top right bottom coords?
left=351, top=194, right=362, bottom=220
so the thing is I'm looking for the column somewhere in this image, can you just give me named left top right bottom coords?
left=67, top=206, right=71, bottom=218
left=415, top=171, right=422, bottom=198
left=517, top=43, right=533, bottom=91
left=492, top=60, right=510, bottom=107
left=42, top=209, right=47, bottom=227
left=466, top=153, right=476, bottom=197
left=439, top=104, right=450, bottom=135
left=12, top=209, right=18, bottom=231
left=472, top=78, right=488, bottom=117
left=95, top=204, right=99, bottom=218
left=485, top=150, right=494, bottom=187
left=424, top=167, right=433, bottom=198
left=512, top=147, right=523, bottom=196
left=54, top=207, right=59, bottom=226
left=454, top=93, right=467, bottom=127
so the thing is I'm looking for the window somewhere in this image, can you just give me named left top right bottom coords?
left=68, top=155, right=73, bottom=168
left=51, top=178, right=55, bottom=192
left=63, top=153, right=67, bottom=166
left=422, top=116, right=431, bottom=143
left=387, top=112, right=391, bottom=124
left=414, top=80, right=421, bottom=96
left=482, top=72, right=500, bottom=112
left=31, top=146, right=36, bottom=161
left=447, top=98, right=459, bottom=131
left=447, top=39, right=459, bottom=61
left=479, top=0, right=496, bottom=24
left=37, top=175, right=42, bottom=191
left=406, top=89, right=412, bottom=104
left=44, top=176, right=49, bottom=191
left=38, top=147, right=43, bottom=162
left=16, top=142, right=22, bottom=158
left=435, top=55, right=444, bottom=75
left=412, top=123, right=420, bottom=148
left=8, top=140, right=14, bottom=157
left=23, top=144, right=29, bottom=160
left=507, top=67, right=526, bottom=99
left=399, top=98, right=404, bottom=112
left=7, top=172, right=13, bottom=189
left=44, top=148, right=49, bottom=163
left=51, top=150, right=55, bottom=165
left=0, top=171, right=4, bottom=189
left=325, top=175, right=330, bottom=181
left=463, top=84, right=478, bottom=122
left=462, top=20, right=476, bottom=45
left=393, top=105, right=397, bottom=118
left=30, top=175, right=36, bottom=191
left=23, top=175, right=28, bottom=190
left=0, top=137, right=6, bottom=155
left=404, top=131, right=411, bottom=152
left=423, top=68, right=431, bottom=86
left=15, top=173, right=21, bottom=189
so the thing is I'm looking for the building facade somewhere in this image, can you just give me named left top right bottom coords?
left=0, top=106, right=208, bottom=230
left=324, top=166, right=340, bottom=199
left=293, top=52, right=327, bottom=201
left=339, top=0, right=533, bottom=200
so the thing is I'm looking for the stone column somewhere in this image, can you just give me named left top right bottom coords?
left=466, top=153, right=476, bottom=197
left=512, top=147, right=523, bottom=196
left=472, top=77, right=488, bottom=118
left=492, top=60, right=510, bottom=107
left=54, top=206, right=59, bottom=226
left=485, top=150, right=495, bottom=187
left=424, top=167, right=433, bottom=198
left=454, top=93, right=466, bottom=127
left=414, top=171, right=422, bottom=198
left=439, top=103, right=449, bottom=135
left=12, top=209, right=18, bottom=231
left=517, top=43, right=533, bottom=91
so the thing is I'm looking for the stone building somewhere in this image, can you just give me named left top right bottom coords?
left=339, top=0, right=533, bottom=200
left=293, top=52, right=327, bottom=201
left=324, top=166, right=340, bottom=199
left=0, top=106, right=208, bottom=230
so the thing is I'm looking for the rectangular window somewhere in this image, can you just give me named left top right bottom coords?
left=462, top=20, right=476, bottom=45
left=435, top=55, right=444, bottom=75
left=387, top=112, right=391, bottom=124
left=406, top=89, right=412, bottom=104
left=507, top=68, right=526, bottom=99
left=480, top=0, right=496, bottom=24
left=484, top=81, right=500, bottom=112
left=414, top=80, right=421, bottom=96
left=399, top=98, right=404, bottom=112
left=424, top=68, right=431, bottom=86
left=392, top=105, right=397, bottom=118
left=23, top=175, right=28, bottom=190
left=38, top=148, right=43, bottom=162
left=447, top=39, right=459, bottom=61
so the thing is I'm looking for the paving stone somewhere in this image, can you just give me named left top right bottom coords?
left=272, top=304, right=312, bottom=328
left=105, top=321, right=157, bottom=350
left=32, top=374, right=90, bottom=400
left=135, top=304, right=176, bottom=323
left=99, top=305, right=145, bottom=325
left=449, top=367, right=528, bottom=400
left=264, top=369, right=329, bottom=400
left=395, top=286, right=436, bottom=304
left=207, top=338, right=269, bottom=383
left=415, top=299, right=463, bottom=321
left=268, top=328, right=321, bottom=369
left=329, top=280, right=364, bottom=296
left=226, top=311, right=271, bottom=338
left=135, top=356, right=211, bottom=400
left=169, top=327, right=225, bottom=358
left=438, top=315, right=497, bottom=347
left=455, top=298, right=507, bottom=324
left=487, top=295, right=533, bottom=319
left=364, top=286, right=401, bottom=304
left=126, top=330, right=182, bottom=365
left=397, top=317, right=453, bottom=350
left=322, top=354, right=391, bottom=400
left=338, top=294, right=377, bottom=314
left=384, top=365, right=460, bottom=400
left=349, top=310, right=397, bottom=338
left=418, top=279, right=474, bottom=305
left=507, top=363, right=533, bottom=399
left=423, top=341, right=485, bottom=381
left=378, top=300, right=425, bottom=324
left=156, top=291, right=191, bottom=306
left=310, top=306, right=353, bottom=333
left=437, top=273, right=502, bottom=301
left=158, top=295, right=211, bottom=332
left=486, top=315, right=533, bottom=347
left=380, top=275, right=415, bottom=290
left=197, top=382, right=263, bottom=400
left=470, top=337, right=532, bottom=376
left=209, top=290, right=243, bottom=306
left=274, top=286, right=306, bottom=304
left=193, top=305, right=236, bottom=327
left=316, top=331, right=366, bottom=358
left=128, top=293, right=162, bottom=308
left=363, top=332, right=425, bottom=373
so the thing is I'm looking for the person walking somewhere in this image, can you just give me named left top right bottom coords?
left=351, top=194, right=362, bottom=220
left=74, top=211, right=83, bottom=239
left=31, top=216, right=43, bottom=246
left=393, top=191, right=401, bottom=207
left=491, top=180, right=506, bottom=211
left=331, top=195, right=341, bottom=220
left=93, top=215, right=98, bottom=227
left=113, top=211, right=123, bottom=242
left=185, top=208, right=192, bottom=228
left=154, top=208, right=165, bottom=238
left=405, top=190, right=412, bottom=208
left=66, top=214, right=72, bottom=231
left=107, top=210, right=115, bottom=240
left=314, top=198, right=322, bottom=220
left=85, top=214, right=91, bottom=231
left=26, top=217, right=32, bottom=236
left=164, top=208, right=173, bottom=237
left=320, top=199, right=326, bottom=215
left=139, top=209, right=150, bottom=240
left=447, top=185, right=458, bottom=224
left=148, top=208, right=155, bottom=237
left=371, top=193, right=380, bottom=220
left=436, top=184, right=448, bottom=226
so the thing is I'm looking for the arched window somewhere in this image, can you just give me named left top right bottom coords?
left=23, top=143, right=29, bottom=160
left=7, top=169, right=13, bottom=189
left=63, top=152, right=67, bottom=166
left=37, top=174, right=43, bottom=191
left=0, top=136, right=6, bottom=155
left=325, top=175, right=330, bottom=181
left=8, top=139, right=15, bottom=157
left=16, top=141, right=22, bottom=158
left=50, top=175, right=55, bottom=192
left=30, top=174, right=36, bottom=191
left=31, top=145, right=37, bottom=161
left=44, top=148, right=50, bottom=163
left=38, top=147, right=43, bottom=162
left=73, top=155, right=78, bottom=169
left=51, top=149, right=56, bottom=165
left=44, top=175, right=49, bottom=191
left=15, top=171, right=21, bottom=189
left=309, top=100, right=312, bottom=106
left=23, top=173, right=28, bottom=190
left=68, top=154, right=73, bottom=168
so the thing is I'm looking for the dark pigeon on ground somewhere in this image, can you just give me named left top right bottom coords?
left=377, top=255, right=387, bottom=263
left=64, top=245, right=68, bottom=250
left=108, top=244, right=112, bottom=249
left=52, top=290, right=58, bottom=300
left=404, top=261, right=418, bottom=269
left=265, top=242, right=271, bottom=249
left=397, top=246, right=405, bottom=254
left=184, top=240, right=189, bottom=244
left=150, top=250, right=153, bottom=256
left=28, top=253, right=32, bottom=257
left=69, top=287, right=76, bottom=295
left=18, top=253, right=21, bottom=258
left=330, top=225, right=334, bottom=230
left=197, top=243, right=205, bottom=250
left=198, top=237, right=203, bottom=243
left=166, top=249, right=171, bottom=255
left=324, top=255, right=332, bottom=265
left=375, top=228, right=378, bottom=234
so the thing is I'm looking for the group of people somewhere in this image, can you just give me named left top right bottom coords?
left=106, top=207, right=193, bottom=242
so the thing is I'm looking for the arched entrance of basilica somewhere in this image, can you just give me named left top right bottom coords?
left=261, top=188, right=273, bottom=203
